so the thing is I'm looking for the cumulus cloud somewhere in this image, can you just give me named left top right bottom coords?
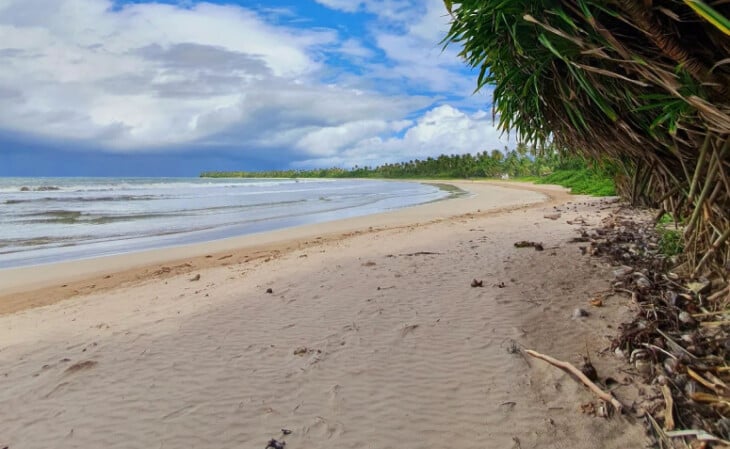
left=293, top=105, right=510, bottom=168
left=296, top=119, right=412, bottom=156
left=0, top=0, right=340, bottom=148
left=0, top=0, right=505, bottom=169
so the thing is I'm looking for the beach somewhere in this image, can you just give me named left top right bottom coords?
left=0, top=181, right=649, bottom=448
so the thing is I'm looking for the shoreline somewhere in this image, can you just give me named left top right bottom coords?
left=0, top=181, right=554, bottom=315
left=0, top=180, right=650, bottom=449
left=0, top=178, right=451, bottom=271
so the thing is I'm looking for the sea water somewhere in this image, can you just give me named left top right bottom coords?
left=0, top=177, right=448, bottom=268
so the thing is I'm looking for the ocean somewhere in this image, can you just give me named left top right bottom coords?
left=0, top=177, right=449, bottom=269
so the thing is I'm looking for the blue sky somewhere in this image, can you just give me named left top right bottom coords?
left=0, top=0, right=509, bottom=176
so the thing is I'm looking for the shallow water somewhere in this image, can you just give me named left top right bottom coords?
left=0, top=177, right=447, bottom=268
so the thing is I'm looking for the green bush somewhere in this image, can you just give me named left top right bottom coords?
left=655, top=214, right=685, bottom=257
left=536, top=169, right=616, bottom=196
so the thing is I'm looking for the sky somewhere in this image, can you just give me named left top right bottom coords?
left=0, top=0, right=510, bottom=176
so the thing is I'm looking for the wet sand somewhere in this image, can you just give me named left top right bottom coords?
left=0, top=181, right=648, bottom=448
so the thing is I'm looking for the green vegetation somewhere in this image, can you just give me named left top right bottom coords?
left=203, top=144, right=553, bottom=179
left=656, top=214, right=685, bottom=257
left=202, top=146, right=616, bottom=196
left=441, top=1, right=729, bottom=276
left=658, top=228, right=684, bottom=258
left=655, top=213, right=686, bottom=257
left=536, top=169, right=615, bottom=197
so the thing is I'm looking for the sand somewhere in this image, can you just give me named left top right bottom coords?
left=0, top=181, right=649, bottom=449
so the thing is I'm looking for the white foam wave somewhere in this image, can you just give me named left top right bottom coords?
left=0, top=178, right=334, bottom=193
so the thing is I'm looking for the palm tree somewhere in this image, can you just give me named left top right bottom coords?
left=443, top=0, right=730, bottom=276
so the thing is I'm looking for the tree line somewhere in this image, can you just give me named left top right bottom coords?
left=201, top=144, right=588, bottom=180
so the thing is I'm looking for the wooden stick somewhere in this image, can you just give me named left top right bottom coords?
left=660, top=384, right=675, bottom=431
left=525, top=349, right=624, bottom=414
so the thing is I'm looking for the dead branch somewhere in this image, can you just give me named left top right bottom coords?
left=661, top=384, right=675, bottom=431
left=525, top=349, right=624, bottom=414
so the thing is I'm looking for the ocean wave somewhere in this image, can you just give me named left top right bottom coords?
left=0, top=179, right=445, bottom=268
left=8, top=198, right=311, bottom=225
left=4, top=195, right=158, bottom=204
left=11, top=210, right=166, bottom=225
left=0, top=178, right=334, bottom=193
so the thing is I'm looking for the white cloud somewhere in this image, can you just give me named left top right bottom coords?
left=368, top=0, right=475, bottom=95
left=296, top=119, right=411, bottom=156
left=336, top=38, right=376, bottom=59
left=293, top=105, right=511, bottom=168
left=0, top=0, right=340, bottom=148
left=314, top=0, right=415, bottom=21
left=0, top=0, right=509, bottom=169
left=314, top=0, right=362, bottom=12
left=315, top=0, right=473, bottom=96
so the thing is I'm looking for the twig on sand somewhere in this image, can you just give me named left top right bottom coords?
left=525, top=349, right=624, bottom=414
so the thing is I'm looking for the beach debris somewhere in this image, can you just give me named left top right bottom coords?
left=567, top=218, right=589, bottom=226
left=399, top=251, right=441, bottom=257
left=470, top=279, right=484, bottom=288
left=504, top=339, right=520, bottom=354
left=544, top=213, right=562, bottom=220
left=580, top=402, right=596, bottom=416
left=634, top=274, right=652, bottom=291
left=293, top=347, right=321, bottom=356
left=189, top=274, right=201, bottom=282
left=265, top=439, right=286, bottom=449
left=400, top=251, right=441, bottom=256
left=589, top=297, right=603, bottom=307
left=217, top=254, right=232, bottom=260
left=612, top=266, right=634, bottom=279
left=401, top=324, right=419, bottom=337
left=266, top=288, right=273, bottom=294
left=526, top=349, right=624, bottom=414
left=678, top=311, right=695, bottom=325
left=293, top=347, right=307, bottom=356
left=576, top=207, right=730, bottom=443
left=580, top=356, right=598, bottom=382
left=496, top=281, right=506, bottom=288
left=513, top=241, right=544, bottom=251
left=686, top=279, right=711, bottom=295
left=281, top=429, right=292, bottom=436
left=661, top=384, right=676, bottom=431
left=569, top=236, right=591, bottom=243
left=362, top=261, right=377, bottom=267
left=64, top=360, right=98, bottom=374
left=572, top=308, right=590, bottom=319
left=630, top=349, right=654, bottom=377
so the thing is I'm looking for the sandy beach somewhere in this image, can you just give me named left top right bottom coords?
left=0, top=181, right=649, bottom=449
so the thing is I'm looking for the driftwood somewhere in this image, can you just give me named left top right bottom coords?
left=525, top=349, right=624, bottom=414
left=661, top=384, right=675, bottom=431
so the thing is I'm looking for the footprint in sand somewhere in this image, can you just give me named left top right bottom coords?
left=303, top=416, right=344, bottom=440
left=328, top=384, right=344, bottom=410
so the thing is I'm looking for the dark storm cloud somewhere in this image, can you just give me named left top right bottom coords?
left=136, top=43, right=271, bottom=75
